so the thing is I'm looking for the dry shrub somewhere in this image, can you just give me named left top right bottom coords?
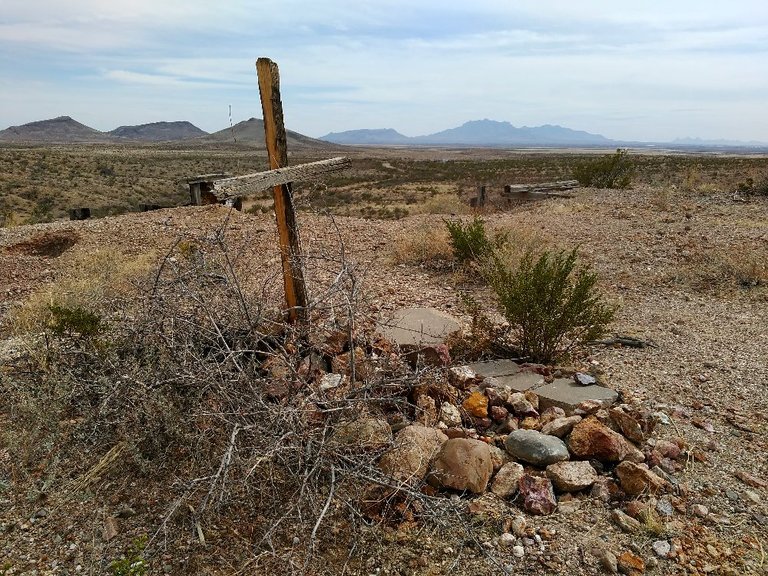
left=389, top=223, right=453, bottom=266
left=12, top=248, right=156, bottom=334
left=414, top=192, right=471, bottom=215
left=683, top=245, right=768, bottom=291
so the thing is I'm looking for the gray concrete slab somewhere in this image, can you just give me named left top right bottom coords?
left=536, top=378, right=618, bottom=413
left=467, top=359, right=522, bottom=378
left=377, top=307, right=462, bottom=348
left=491, top=372, right=546, bottom=392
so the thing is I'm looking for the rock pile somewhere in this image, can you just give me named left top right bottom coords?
left=373, top=363, right=681, bottom=517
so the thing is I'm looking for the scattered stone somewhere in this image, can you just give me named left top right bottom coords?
left=379, top=425, right=448, bottom=484
left=415, top=394, right=438, bottom=426
left=654, top=439, right=682, bottom=460
left=734, top=470, right=768, bottom=489
left=610, top=509, right=642, bottom=534
left=505, top=429, right=569, bottom=466
left=318, top=373, right=344, bottom=392
left=609, top=408, right=644, bottom=443
left=568, top=417, right=630, bottom=462
left=498, top=416, right=518, bottom=433
left=491, top=462, right=525, bottom=498
left=103, top=517, right=119, bottom=541
left=332, top=417, right=391, bottom=449
left=546, top=461, right=598, bottom=492
left=690, top=503, right=709, bottom=517
left=574, top=372, right=596, bottom=386
left=439, top=402, right=462, bottom=427
left=508, top=392, right=536, bottom=415
left=427, top=438, right=493, bottom=493
left=509, top=515, right=527, bottom=537
left=591, top=477, right=623, bottom=503
left=488, top=445, right=510, bottom=472
left=655, top=498, right=674, bottom=517
left=499, top=532, right=516, bottom=548
left=617, top=550, right=645, bottom=574
left=448, top=365, right=478, bottom=389
left=575, top=399, right=604, bottom=415
left=524, top=390, right=540, bottom=411
left=596, top=548, right=619, bottom=574
left=652, top=540, right=671, bottom=558
left=541, top=415, right=582, bottom=438
left=518, top=474, right=557, bottom=515
left=462, top=391, right=489, bottom=418
left=490, top=405, right=509, bottom=422
left=512, top=545, right=525, bottom=558
left=744, top=490, right=761, bottom=505
left=484, top=387, right=506, bottom=407
left=540, top=406, right=567, bottom=426
left=520, top=416, right=540, bottom=430
left=615, top=462, right=668, bottom=496
left=692, top=418, right=715, bottom=433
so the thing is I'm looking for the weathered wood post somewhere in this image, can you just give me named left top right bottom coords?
left=256, top=57, right=308, bottom=323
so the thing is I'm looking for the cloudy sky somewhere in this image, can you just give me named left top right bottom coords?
left=1, top=1, right=767, bottom=141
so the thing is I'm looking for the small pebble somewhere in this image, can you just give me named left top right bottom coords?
left=512, top=545, right=525, bottom=558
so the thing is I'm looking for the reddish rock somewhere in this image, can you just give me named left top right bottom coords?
left=491, top=462, right=525, bottom=498
left=590, top=477, right=624, bottom=503
left=615, top=461, right=668, bottom=496
left=518, top=474, right=557, bottom=515
left=609, top=408, right=645, bottom=443
left=539, top=406, right=567, bottom=426
left=546, top=461, right=598, bottom=492
left=484, top=387, right=505, bottom=407
left=654, top=439, right=682, bottom=460
left=541, top=415, right=582, bottom=438
left=617, top=550, right=645, bottom=575
left=574, top=399, right=603, bottom=416
left=443, top=427, right=469, bottom=439
left=462, top=392, right=489, bottom=418
left=427, top=438, right=493, bottom=493
left=490, top=405, right=509, bottom=422
left=568, top=416, right=630, bottom=462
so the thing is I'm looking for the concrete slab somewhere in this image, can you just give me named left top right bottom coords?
left=536, top=378, right=618, bottom=413
left=468, top=359, right=521, bottom=378
left=377, top=307, right=462, bottom=348
left=491, top=372, right=546, bottom=392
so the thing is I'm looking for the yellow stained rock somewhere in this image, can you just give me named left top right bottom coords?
left=462, top=392, right=488, bottom=418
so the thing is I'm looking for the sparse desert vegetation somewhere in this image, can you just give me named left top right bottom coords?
left=1, top=143, right=767, bottom=575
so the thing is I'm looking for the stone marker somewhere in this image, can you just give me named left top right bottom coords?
left=536, top=378, right=618, bottom=413
left=377, top=307, right=461, bottom=347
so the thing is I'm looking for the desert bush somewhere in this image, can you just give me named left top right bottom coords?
left=444, top=217, right=508, bottom=263
left=573, top=149, right=634, bottom=189
left=487, top=248, right=616, bottom=363
left=736, top=176, right=768, bottom=196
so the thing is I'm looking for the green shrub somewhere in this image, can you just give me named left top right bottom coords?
left=487, top=248, right=616, bottom=363
left=573, top=149, right=634, bottom=189
left=109, top=535, right=148, bottom=576
left=47, top=304, right=102, bottom=337
left=444, top=217, right=497, bottom=263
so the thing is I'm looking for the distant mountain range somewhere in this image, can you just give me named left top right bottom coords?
left=2, top=115, right=766, bottom=149
left=0, top=116, right=337, bottom=150
left=321, top=119, right=614, bottom=147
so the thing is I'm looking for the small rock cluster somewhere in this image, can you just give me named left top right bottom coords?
left=371, top=364, right=682, bottom=518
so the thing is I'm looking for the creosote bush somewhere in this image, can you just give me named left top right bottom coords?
left=573, top=149, right=634, bottom=189
left=444, top=217, right=507, bottom=263
left=487, top=248, right=616, bottom=363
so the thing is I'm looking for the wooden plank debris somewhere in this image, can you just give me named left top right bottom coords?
left=211, top=156, right=350, bottom=200
left=502, top=180, right=579, bottom=199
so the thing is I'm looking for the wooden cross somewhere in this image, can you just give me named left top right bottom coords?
left=187, top=58, right=350, bottom=323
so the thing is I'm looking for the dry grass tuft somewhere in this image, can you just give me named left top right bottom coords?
left=389, top=224, right=454, bottom=266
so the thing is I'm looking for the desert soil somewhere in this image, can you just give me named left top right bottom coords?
left=0, top=183, right=766, bottom=575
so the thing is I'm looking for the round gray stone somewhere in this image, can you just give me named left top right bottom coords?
left=504, top=429, right=569, bottom=466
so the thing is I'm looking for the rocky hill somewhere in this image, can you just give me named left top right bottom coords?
left=203, top=117, right=341, bottom=150
left=0, top=116, right=113, bottom=143
left=108, top=121, right=208, bottom=141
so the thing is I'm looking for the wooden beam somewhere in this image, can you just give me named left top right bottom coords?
left=256, top=57, right=308, bottom=323
left=502, top=180, right=579, bottom=196
left=211, top=156, right=350, bottom=199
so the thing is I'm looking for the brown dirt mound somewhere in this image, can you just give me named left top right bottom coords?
left=4, top=231, right=79, bottom=258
